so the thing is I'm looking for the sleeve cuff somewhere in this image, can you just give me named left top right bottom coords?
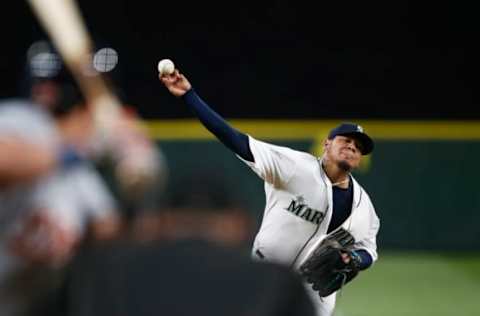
left=181, top=88, right=197, bottom=104
left=353, top=249, right=373, bottom=270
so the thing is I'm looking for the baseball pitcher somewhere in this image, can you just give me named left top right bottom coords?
left=159, top=68, right=380, bottom=316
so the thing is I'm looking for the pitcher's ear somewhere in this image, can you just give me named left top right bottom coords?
left=323, top=139, right=331, bottom=152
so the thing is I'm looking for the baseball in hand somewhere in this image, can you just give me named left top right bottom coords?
left=157, top=59, right=175, bottom=75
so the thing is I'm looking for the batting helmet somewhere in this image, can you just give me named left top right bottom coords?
left=21, top=40, right=85, bottom=117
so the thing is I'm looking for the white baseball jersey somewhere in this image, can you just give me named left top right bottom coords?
left=239, top=136, right=380, bottom=268
left=0, top=100, right=60, bottom=235
left=31, top=163, right=118, bottom=236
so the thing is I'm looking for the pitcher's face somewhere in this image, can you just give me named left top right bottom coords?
left=324, top=135, right=362, bottom=171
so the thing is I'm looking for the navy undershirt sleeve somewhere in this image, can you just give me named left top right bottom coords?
left=328, top=181, right=373, bottom=270
left=182, top=89, right=254, bottom=162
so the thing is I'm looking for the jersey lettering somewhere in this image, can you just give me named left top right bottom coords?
left=285, top=196, right=325, bottom=225
left=300, top=207, right=312, bottom=221
left=286, top=199, right=305, bottom=215
left=310, top=209, right=325, bottom=225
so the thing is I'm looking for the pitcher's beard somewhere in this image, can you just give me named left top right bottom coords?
left=337, top=160, right=352, bottom=172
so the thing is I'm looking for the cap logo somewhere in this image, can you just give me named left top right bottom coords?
left=356, top=125, right=364, bottom=133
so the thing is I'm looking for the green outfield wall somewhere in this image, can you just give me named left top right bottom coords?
left=146, top=120, right=480, bottom=251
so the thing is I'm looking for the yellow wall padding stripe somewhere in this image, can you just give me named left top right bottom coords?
left=143, top=119, right=480, bottom=141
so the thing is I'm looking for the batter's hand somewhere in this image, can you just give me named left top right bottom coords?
left=159, top=69, right=192, bottom=97
left=9, top=212, right=79, bottom=267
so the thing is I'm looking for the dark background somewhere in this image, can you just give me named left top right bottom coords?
left=3, top=1, right=479, bottom=119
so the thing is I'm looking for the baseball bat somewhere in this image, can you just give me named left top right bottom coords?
left=26, top=0, right=122, bottom=129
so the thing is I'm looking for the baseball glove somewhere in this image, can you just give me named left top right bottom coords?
left=299, top=228, right=362, bottom=297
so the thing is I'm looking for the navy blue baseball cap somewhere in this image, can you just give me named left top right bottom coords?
left=328, top=122, right=374, bottom=155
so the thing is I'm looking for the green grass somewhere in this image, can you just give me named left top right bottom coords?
left=335, top=252, right=480, bottom=316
